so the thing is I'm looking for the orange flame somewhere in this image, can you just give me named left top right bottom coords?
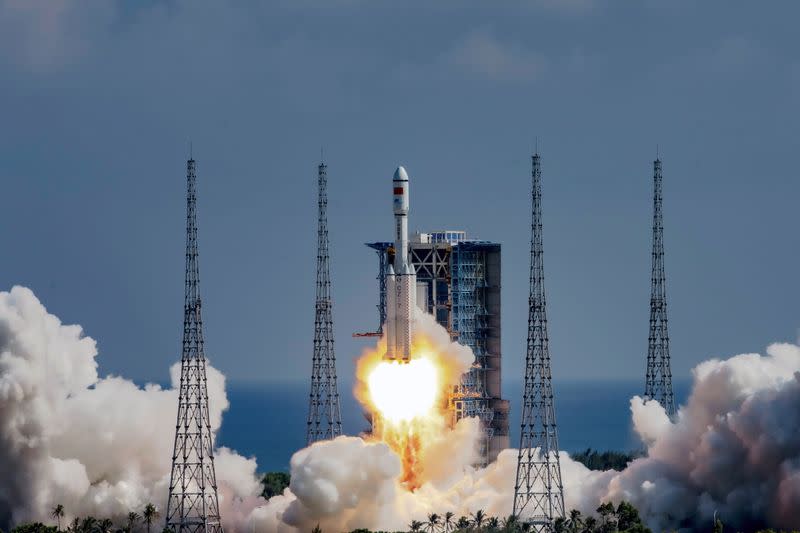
left=355, top=334, right=458, bottom=488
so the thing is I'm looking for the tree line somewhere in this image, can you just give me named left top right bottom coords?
left=5, top=503, right=167, bottom=533
left=4, top=488, right=798, bottom=533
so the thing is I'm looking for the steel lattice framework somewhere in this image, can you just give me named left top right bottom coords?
left=166, top=157, right=224, bottom=533
left=307, top=161, right=343, bottom=444
left=513, top=152, right=565, bottom=531
left=644, top=158, right=676, bottom=416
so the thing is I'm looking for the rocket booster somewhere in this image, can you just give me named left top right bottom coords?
left=384, top=166, right=416, bottom=362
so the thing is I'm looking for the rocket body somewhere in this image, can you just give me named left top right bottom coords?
left=385, top=166, right=416, bottom=362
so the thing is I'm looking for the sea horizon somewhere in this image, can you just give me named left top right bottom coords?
left=217, top=377, right=691, bottom=472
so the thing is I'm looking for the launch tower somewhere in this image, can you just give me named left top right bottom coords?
left=513, top=152, right=565, bottom=530
left=367, top=233, right=508, bottom=464
left=306, top=160, right=343, bottom=443
left=166, top=156, right=224, bottom=533
left=644, top=158, right=676, bottom=416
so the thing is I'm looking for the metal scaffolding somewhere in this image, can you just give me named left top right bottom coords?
left=450, top=244, right=495, bottom=465
left=307, top=160, right=343, bottom=444
left=365, top=234, right=508, bottom=466
left=166, top=156, right=224, bottom=533
left=513, top=152, right=565, bottom=531
left=644, top=158, right=676, bottom=416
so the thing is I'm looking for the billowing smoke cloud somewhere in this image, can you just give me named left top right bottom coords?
left=0, top=286, right=260, bottom=529
left=4, top=284, right=800, bottom=531
left=566, top=343, right=800, bottom=530
left=253, top=343, right=800, bottom=531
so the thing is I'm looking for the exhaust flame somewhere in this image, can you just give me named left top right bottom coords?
left=367, top=357, right=439, bottom=423
left=355, top=313, right=475, bottom=488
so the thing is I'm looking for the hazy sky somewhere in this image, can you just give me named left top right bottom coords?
left=0, top=1, right=798, bottom=387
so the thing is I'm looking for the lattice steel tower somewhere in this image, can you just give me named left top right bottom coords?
left=513, top=152, right=565, bottom=531
left=166, top=156, right=224, bottom=533
left=644, top=158, right=676, bottom=416
left=306, top=159, right=343, bottom=444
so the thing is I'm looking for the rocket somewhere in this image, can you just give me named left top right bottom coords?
left=384, top=166, right=416, bottom=362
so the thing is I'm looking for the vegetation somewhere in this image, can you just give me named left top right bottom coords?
left=9, top=524, right=57, bottom=533
left=51, top=506, right=65, bottom=532
left=9, top=500, right=800, bottom=533
left=569, top=449, right=641, bottom=471
left=260, top=471, right=291, bottom=499
left=142, top=504, right=158, bottom=533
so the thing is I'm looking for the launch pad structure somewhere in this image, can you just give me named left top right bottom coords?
left=367, top=230, right=509, bottom=465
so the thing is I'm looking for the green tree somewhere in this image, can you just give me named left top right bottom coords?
left=615, top=501, right=643, bottom=531
left=96, top=519, right=113, bottom=533
left=311, top=525, right=322, bottom=533
left=569, top=449, right=640, bottom=471
left=10, top=524, right=58, bottom=533
left=68, top=519, right=80, bottom=533
left=442, top=512, right=455, bottom=533
left=486, top=516, right=500, bottom=532
left=568, top=510, right=583, bottom=533
left=596, top=503, right=615, bottom=532
left=79, top=517, right=96, bottom=533
left=426, top=513, right=440, bottom=533
left=126, top=513, right=140, bottom=533
left=260, top=472, right=291, bottom=499
left=582, top=516, right=597, bottom=533
left=455, top=516, right=470, bottom=531
left=51, top=505, right=65, bottom=531
left=408, top=520, right=424, bottom=532
left=142, top=504, right=159, bottom=533
left=500, top=514, right=518, bottom=533
left=471, top=510, right=486, bottom=530
left=553, top=517, right=567, bottom=533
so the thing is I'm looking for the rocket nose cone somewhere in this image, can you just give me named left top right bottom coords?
left=393, top=166, right=409, bottom=181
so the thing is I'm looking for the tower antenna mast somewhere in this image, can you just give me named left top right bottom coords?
left=166, top=155, right=224, bottom=533
left=644, top=157, right=676, bottom=415
left=307, top=158, right=343, bottom=443
left=513, top=150, right=565, bottom=531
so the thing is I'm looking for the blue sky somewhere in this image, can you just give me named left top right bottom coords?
left=0, top=1, right=798, bottom=386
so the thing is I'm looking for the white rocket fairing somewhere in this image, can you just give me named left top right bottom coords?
left=385, top=166, right=416, bottom=362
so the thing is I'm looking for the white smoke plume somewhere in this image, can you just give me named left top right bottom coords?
left=251, top=344, right=800, bottom=531
left=4, top=284, right=800, bottom=531
left=569, top=343, right=800, bottom=531
left=0, top=286, right=261, bottom=530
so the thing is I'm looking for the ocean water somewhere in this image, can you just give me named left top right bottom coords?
left=217, top=379, right=691, bottom=472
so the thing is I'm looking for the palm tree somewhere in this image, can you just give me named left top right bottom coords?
left=568, top=509, right=583, bottom=533
left=126, top=512, right=140, bottom=533
left=51, top=504, right=65, bottom=531
left=311, top=526, right=322, bottom=533
left=486, top=516, right=500, bottom=531
left=471, top=509, right=487, bottom=530
left=97, top=518, right=113, bottom=533
left=582, top=516, right=597, bottom=533
left=409, top=520, right=424, bottom=532
left=426, top=513, right=441, bottom=533
left=455, top=516, right=470, bottom=531
left=80, top=517, right=97, bottom=533
left=143, top=504, right=159, bottom=533
left=69, top=518, right=80, bottom=533
left=442, top=512, right=455, bottom=533
left=553, top=517, right=567, bottom=533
